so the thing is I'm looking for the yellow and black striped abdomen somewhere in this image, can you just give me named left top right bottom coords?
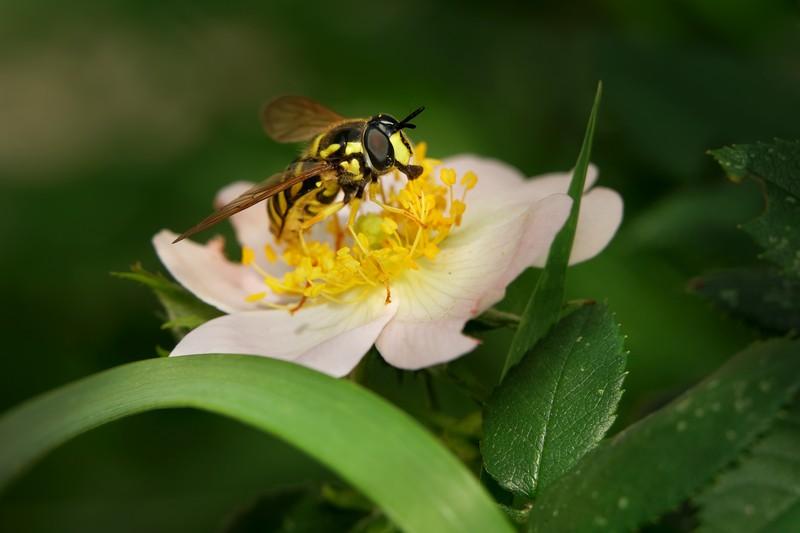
left=267, top=123, right=370, bottom=243
left=267, top=159, right=340, bottom=242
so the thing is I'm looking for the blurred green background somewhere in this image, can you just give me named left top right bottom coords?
left=1, top=1, right=798, bottom=531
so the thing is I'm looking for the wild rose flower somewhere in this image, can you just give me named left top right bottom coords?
left=153, top=144, right=623, bottom=377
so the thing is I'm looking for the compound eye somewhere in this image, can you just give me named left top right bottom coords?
left=365, top=126, right=393, bottom=170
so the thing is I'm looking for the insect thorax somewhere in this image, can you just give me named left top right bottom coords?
left=316, top=122, right=375, bottom=183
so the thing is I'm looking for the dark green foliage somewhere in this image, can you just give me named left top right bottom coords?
left=483, top=303, right=626, bottom=498
left=527, top=340, right=800, bottom=532
left=688, top=268, right=800, bottom=333
left=711, top=140, right=800, bottom=280
left=696, top=400, right=800, bottom=533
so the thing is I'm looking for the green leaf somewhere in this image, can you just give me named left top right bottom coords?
left=528, top=339, right=800, bottom=532
left=502, top=82, right=602, bottom=378
left=696, top=398, right=800, bottom=533
left=712, top=140, right=800, bottom=196
left=114, top=264, right=222, bottom=336
left=0, top=355, right=511, bottom=533
left=483, top=303, right=626, bottom=498
left=710, top=140, right=800, bottom=279
left=688, top=268, right=800, bottom=333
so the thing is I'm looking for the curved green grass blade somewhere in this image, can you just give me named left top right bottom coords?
left=0, top=355, right=512, bottom=533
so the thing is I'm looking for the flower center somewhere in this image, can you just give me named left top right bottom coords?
left=241, top=143, right=478, bottom=310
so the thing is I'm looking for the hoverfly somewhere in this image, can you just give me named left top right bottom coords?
left=173, top=95, right=425, bottom=245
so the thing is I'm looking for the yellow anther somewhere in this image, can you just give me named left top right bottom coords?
left=381, top=217, right=398, bottom=234
left=450, top=199, right=466, bottom=225
left=242, top=144, right=478, bottom=309
left=422, top=242, right=440, bottom=259
left=461, top=170, right=478, bottom=190
left=263, top=244, right=277, bottom=263
left=398, top=189, right=414, bottom=206
left=242, top=246, right=256, bottom=266
left=440, top=168, right=457, bottom=186
left=245, top=291, right=266, bottom=303
left=356, top=232, right=371, bottom=251
left=414, top=142, right=428, bottom=161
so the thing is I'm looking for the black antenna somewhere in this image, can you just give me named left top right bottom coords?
left=397, top=106, right=425, bottom=130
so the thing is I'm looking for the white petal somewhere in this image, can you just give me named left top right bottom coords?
left=440, top=154, right=598, bottom=215
left=376, top=318, right=479, bottom=370
left=216, top=181, right=335, bottom=280
left=153, top=230, right=266, bottom=313
left=441, top=154, right=527, bottom=195
left=522, top=163, right=599, bottom=192
left=464, top=174, right=582, bottom=222
left=374, top=194, right=572, bottom=369
left=392, top=205, right=525, bottom=319
left=399, top=194, right=572, bottom=320
left=565, top=186, right=624, bottom=265
left=170, top=290, right=398, bottom=377
left=215, top=181, right=283, bottom=273
left=441, top=157, right=620, bottom=269
left=475, top=194, right=573, bottom=310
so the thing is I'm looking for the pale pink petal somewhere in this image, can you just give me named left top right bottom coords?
left=441, top=155, right=598, bottom=214
left=215, top=181, right=337, bottom=276
left=375, top=194, right=573, bottom=368
left=475, top=194, right=573, bottom=311
left=171, top=290, right=399, bottom=377
left=215, top=181, right=281, bottom=272
left=153, top=230, right=266, bottom=313
left=156, top=153, right=621, bottom=376
left=376, top=318, right=479, bottom=370
left=443, top=157, right=621, bottom=269
left=396, top=194, right=572, bottom=319
left=564, top=186, right=624, bottom=265
left=442, top=154, right=527, bottom=194
left=395, top=205, right=526, bottom=317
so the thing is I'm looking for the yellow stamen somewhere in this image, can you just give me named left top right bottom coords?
left=381, top=217, right=398, bottom=235
left=263, top=244, right=277, bottom=263
left=238, top=145, right=479, bottom=310
left=440, top=168, right=456, bottom=186
left=242, top=246, right=256, bottom=265
left=461, top=170, right=478, bottom=190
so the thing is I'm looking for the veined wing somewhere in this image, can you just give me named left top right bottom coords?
left=261, top=95, right=347, bottom=143
left=173, top=162, right=334, bottom=243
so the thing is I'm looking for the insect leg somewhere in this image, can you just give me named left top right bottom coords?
left=297, top=200, right=348, bottom=255
left=299, top=200, right=348, bottom=231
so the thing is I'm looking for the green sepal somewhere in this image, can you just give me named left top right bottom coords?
left=114, top=263, right=222, bottom=337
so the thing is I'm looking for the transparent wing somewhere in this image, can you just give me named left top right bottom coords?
left=261, top=95, right=347, bottom=143
left=173, top=162, right=334, bottom=243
